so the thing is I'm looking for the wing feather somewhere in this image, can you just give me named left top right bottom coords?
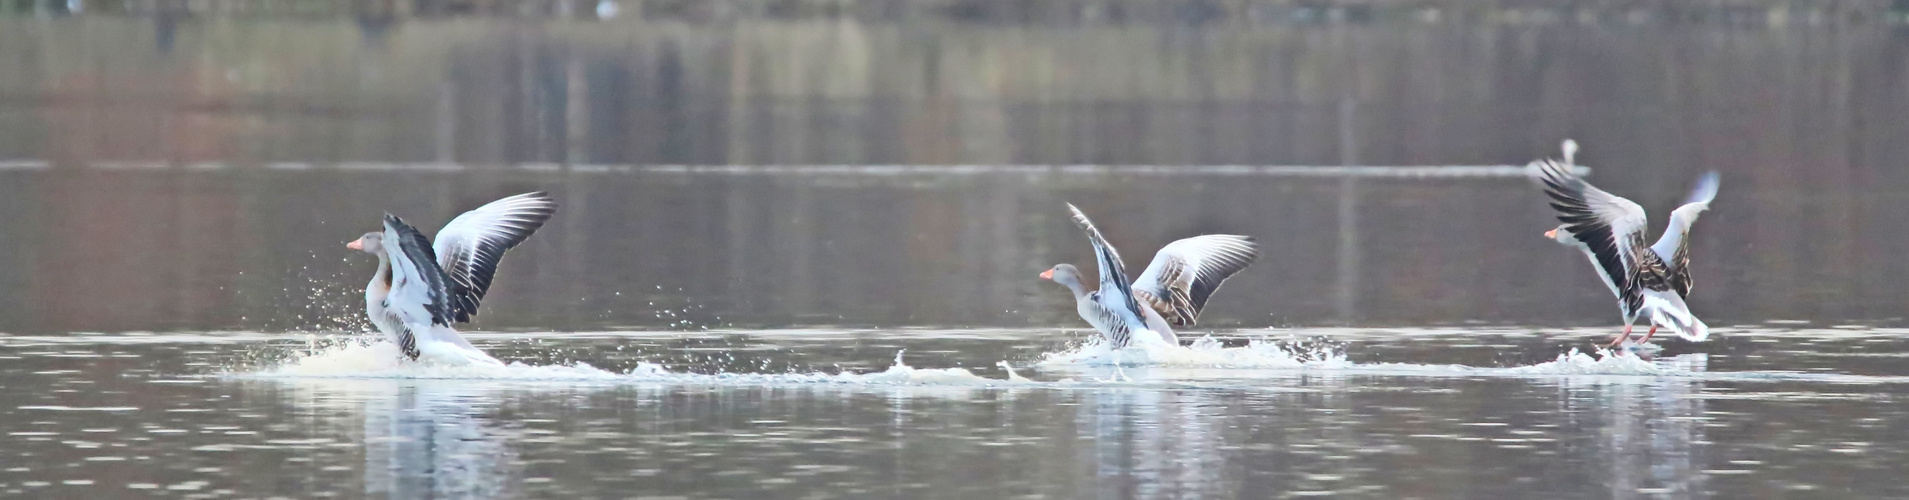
left=1132, top=235, right=1258, bottom=326
left=380, top=307, right=420, bottom=360
left=1082, top=291, right=1138, bottom=348
left=1066, top=203, right=1148, bottom=348
left=1531, top=159, right=1650, bottom=306
left=1652, top=171, right=1719, bottom=298
left=382, top=214, right=457, bottom=328
left=432, top=192, right=558, bottom=323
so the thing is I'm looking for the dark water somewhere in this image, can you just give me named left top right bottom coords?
left=4, top=6, right=1909, bottom=332
left=4, top=4, right=1909, bottom=499
left=0, top=163, right=1900, bottom=335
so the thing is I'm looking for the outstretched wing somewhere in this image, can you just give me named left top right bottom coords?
left=1651, top=171, right=1719, bottom=297
left=1531, top=158, right=1650, bottom=309
left=432, top=192, right=558, bottom=323
left=1131, top=235, right=1258, bottom=326
left=1066, top=203, right=1149, bottom=347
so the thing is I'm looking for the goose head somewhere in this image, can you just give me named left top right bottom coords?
left=345, top=232, right=385, bottom=254
left=1040, top=264, right=1089, bottom=296
left=1543, top=224, right=1579, bottom=247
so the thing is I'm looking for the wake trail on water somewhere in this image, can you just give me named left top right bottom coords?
left=1037, top=335, right=1731, bottom=378
left=240, top=335, right=1909, bottom=388
left=246, top=341, right=1038, bottom=388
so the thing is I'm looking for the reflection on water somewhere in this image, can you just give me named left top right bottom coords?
left=1083, top=388, right=1229, bottom=498
left=263, top=378, right=529, bottom=497
left=1564, top=354, right=1709, bottom=497
left=3, top=329, right=1909, bottom=497
left=355, top=382, right=521, bottom=499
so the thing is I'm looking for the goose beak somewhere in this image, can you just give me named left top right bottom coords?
left=1039, top=269, right=1054, bottom=280
left=345, top=238, right=364, bottom=251
left=1543, top=228, right=1557, bottom=239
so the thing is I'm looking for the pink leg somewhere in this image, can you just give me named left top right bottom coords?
left=1635, top=325, right=1660, bottom=345
left=1606, top=324, right=1634, bottom=348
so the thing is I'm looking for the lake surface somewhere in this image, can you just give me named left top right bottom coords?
left=5, top=2, right=1909, bottom=498
left=5, top=328, right=1909, bottom=498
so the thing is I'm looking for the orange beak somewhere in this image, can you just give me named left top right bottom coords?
left=345, top=239, right=363, bottom=250
left=1543, top=228, right=1557, bottom=239
left=1039, top=269, right=1054, bottom=280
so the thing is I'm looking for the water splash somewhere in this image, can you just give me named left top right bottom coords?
left=270, top=253, right=376, bottom=335
left=1036, top=335, right=1706, bottom=379
left=1319, top=348, right=1701, bottom=379
left=1036, top=335, right=1350, bottom=369
left=1494, top=348, right=1681, bottom=376
left=259, top=342, right=624, bottom=380
left=242, top=331, right=1875, bottom=388
left=245, top=342, right=1036, bottom=388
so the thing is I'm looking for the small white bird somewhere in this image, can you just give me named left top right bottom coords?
left=1532, top=140, right=1719, bottom=347
left=345, top=192, right=557, bottom=365
left=1041, top=203, right=1258, bottom=349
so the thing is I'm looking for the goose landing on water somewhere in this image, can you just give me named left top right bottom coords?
left=345, top=192, right=557, bottom=365
left=1531, top=140, right=1720, bottom=348
left=1041, top=203, right=1258, bottom=349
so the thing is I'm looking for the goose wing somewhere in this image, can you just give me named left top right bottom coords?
left=380, top=214, right=459, bottom=358
left=1531, top=159, right=1651, bottom=305
left=1131, top=235, right=1258, bottom=326
left=1651, top=171, right=1720, bottom=297
left=432, top=192, right=557, bottom=323
left=1081, top=291, right=1151, bottom=348
left=1066, top=203, right=1149, bottom=347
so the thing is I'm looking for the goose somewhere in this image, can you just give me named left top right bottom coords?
left=1532, top=140, right=1719, bottom=347
left=345, top=192, right=557, bottom=365
left=1040, top=203, right=1258, bottom=349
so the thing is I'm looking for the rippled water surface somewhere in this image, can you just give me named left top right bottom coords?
left=4, top=328, right=1908, bottom=498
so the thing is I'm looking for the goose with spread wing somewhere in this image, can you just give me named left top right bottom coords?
left=345, top=192, right=558, bottom=365
left=1040, top=203, right=1258, bottom=349
left=1532, top=140, right=1719, bottom=347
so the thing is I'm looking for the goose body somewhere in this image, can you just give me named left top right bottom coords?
left=347, top=192, right=558, bottom=365
left=1532, top=141, right=1718, bottom=347
left=1042, top=204, right=1258, bottom=349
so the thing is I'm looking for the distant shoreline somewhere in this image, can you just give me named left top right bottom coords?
left=5, top=0, right=1904, bottom=26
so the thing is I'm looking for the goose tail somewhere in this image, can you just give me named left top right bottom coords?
left=1644, top=291, right=1709, bottom=342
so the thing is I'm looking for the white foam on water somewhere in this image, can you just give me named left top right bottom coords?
left=1037, top=336, right=1706, bottom=380
left=258, top=342, right=627, bottom=381
left=1331, top=348, right=1693, bottom=379
left=238, top=333, right=1909, bottom=388
left=1493, top=348, right=1679, bottom=376
left=245, top=342, right=1036, bottom=388
left=1036, top=335, right=1351, bottom=370
left=1026, top=330, right=1909, bottom=384
left=837, top=351, right=1034, bottom=386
